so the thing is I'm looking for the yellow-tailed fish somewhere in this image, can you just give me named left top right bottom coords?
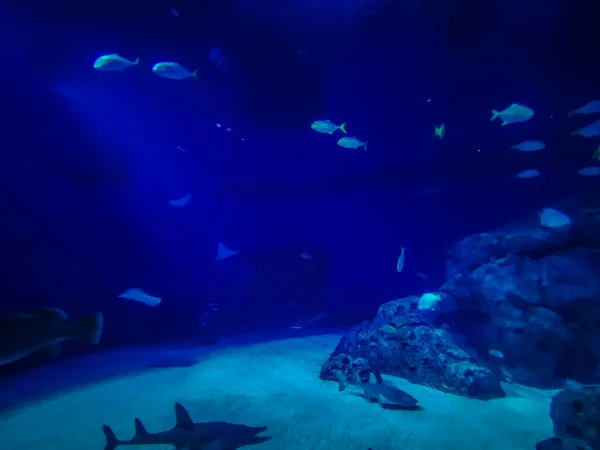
left=434, top=123, right=445, bottom=139
left=490, top=103, right=534, bottom=125
left=311, top=120, right=347, bottom=135
left=93, top=54, right=139, bottom=71
left=337, top=136, right=367, bottom=151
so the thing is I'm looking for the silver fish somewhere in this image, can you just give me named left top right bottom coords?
left=94, top=54, right=139, bottom=71
left=337, top=136, right=367, bottom=151
left=511, top=140, right=545, bottom=152
left=571, top=120, right=600, bottom=138
left=490, top=103, right=534, bottom=125
left=568, top=100, right=600, bottom=118
left=152, top=62, right=197, bottom=80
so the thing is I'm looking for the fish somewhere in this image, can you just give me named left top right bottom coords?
left=337, top=136, right=367, bottom=151
left=300, top=252, right=312, bottom=259
left=571, top=119, right=600, bottom=138
left=577, top=166, right=600, bottom=176
left=169, top=8, right=179, bottom=17
left=396, top=245, right=407, bottom=273
left=216, top=242, right=239, bottom=261
left=209, top=47, right=230, bottom=72
left=118, top=288, right=162, bottom=307
left=489, top=349, right=504, bottom=359
left=335, top=372, right=418, bottom=409
left=511, top=140, right=545, bottom=152
left=418, top=292, right=441, bottom=310
left=93, top=54, right=139, bottom=71
left=102, top=402, right=270, bottom=450
left=177, top=146, right=187, bottom=153
left=434, top=123, right=445, bottom=139
left=515, top=169, right=541, bottom=179
left=152, top=62, right=198, bottom=80
left=0, top=308, right=103, bottom=366
left=490, top=103, right=534, bottom=125
left=416, top=272, right=429, bottom=280
left=593, top=146, right=600, bottom=161
left=168, top=193, right=191, bottom=207
left=568, top=100, right=600, bottom=118
left=379, top=324, right=398, bottom=334
left=311, top=120, right=347, bottom=135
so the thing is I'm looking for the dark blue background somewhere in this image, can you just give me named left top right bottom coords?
left=0, top=0, right=597, bottom=374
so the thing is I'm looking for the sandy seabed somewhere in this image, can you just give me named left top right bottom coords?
left=0, top=334, right=554, bottom=450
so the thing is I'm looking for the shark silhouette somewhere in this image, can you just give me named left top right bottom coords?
left=102, top=402, right=270, bottom=450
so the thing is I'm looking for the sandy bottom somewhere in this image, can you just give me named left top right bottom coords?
left=0, top=334, right=554, bottom=450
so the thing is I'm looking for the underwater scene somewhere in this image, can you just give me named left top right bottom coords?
left=1, top=0, right=599, bottom=449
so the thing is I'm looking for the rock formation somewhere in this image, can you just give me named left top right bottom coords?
left=321, top=191, right=600, bottom=398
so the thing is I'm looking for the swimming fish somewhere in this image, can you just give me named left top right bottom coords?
left=571, top=120, right=600, bottom=138
left=515, top=169, right=541, bottom=179
left=168, top=193, right=191, bottom=207
left=336, top=372, right=418, bottom=409
left=311, top=120, right=347, bottom=135
left=593, top=146, right=600, bottom=161
left=489, top=349, right=504, bottom=359
left=511, top=140, right=545, bottom=152
left=577, top=166, right=600, bottom=176
left=379, top=324, right=398, bottom=334
left=216, top=242, right=239, bottom=261
left=490, top=103, right=534, bottom=125
left=102, top=403, right=270, bottom=450
left=0, top=308, right=103, bottom=366
left=396, top=246, right=406, bottom=273
left=152, top=62, right=198, bottom=80
left=300, top=252, right=312, bottom=259
left=434, top=123, right=445, bottom=139
left=568, top=100, right=600, bottom=118
left=93, top=54, right=139, bottom=71
left=416, top=272, right=429, bottom=280
left=169, top=8, right=179, bottom=17
left=177, top=146, right=187, bottom=153
left=118, top=288, right=162, bottom=307
left=337, top=136, right=367, bottom=151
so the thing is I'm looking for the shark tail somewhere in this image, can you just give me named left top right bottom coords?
left=102, top=424, right=120, bottom=450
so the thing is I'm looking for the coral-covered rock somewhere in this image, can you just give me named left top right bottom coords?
left=540, top=384, right=600, bottom=449
left=320, top=297, right=504, bottom=399
left=438, top=193, right=600, bottom=387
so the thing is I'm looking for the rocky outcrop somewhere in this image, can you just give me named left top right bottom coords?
left=439, top=193, right=600, bottom=387
left=320, top=296, right=505, bottom=399
left=536, top=384, right=600, bottom=450
left=321, top=191, right=600, bottom=397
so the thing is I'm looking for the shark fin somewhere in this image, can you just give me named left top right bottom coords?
left=134, top=418, right=149, bottom=438
left=173, top=403, right=195, bottom=431
left=102, top=424, right=120, bottom=450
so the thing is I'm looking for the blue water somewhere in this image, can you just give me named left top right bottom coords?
left=0, top=0, right=598, bottom=449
